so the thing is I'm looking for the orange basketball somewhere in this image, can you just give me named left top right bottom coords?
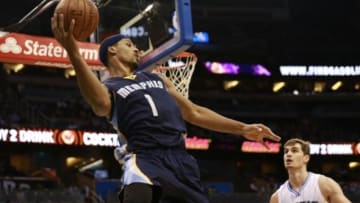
left=54, top=0, right=99, bottom=41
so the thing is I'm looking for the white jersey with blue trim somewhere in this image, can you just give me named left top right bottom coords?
left=277, top=172, right=328, bottom=203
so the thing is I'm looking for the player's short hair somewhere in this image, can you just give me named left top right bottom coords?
left=284, top=138, right=310, bottom=155
left=99, top=34, right=126, bottom=66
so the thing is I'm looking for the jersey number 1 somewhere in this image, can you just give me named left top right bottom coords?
left=144, top=94, right=158, bottom=117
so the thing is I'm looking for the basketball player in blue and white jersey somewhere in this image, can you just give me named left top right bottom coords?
left=51, top=14, right=281, bottom=203
left=270, top=138, right=351, bottom=203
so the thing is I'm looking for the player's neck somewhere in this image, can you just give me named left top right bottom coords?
left=287, top=168, right=308, bottom=190
left=108, top=62, right=135, bottom=77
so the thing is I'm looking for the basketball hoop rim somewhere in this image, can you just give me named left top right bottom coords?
left=154, top=52, right=197, bottom=98
left=175, top=52, right=197, bottom=60
left=156, top=52, right=197, bottom=70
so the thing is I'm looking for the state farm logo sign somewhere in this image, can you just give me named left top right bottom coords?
left=0, top=37, right=22, bottom=54
left=0, top=36, right=96, bottom=60
left=0, top=32, right=104, bottom=69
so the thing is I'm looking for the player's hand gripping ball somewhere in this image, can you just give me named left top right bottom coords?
left=54, top=0, right=99, bottom=40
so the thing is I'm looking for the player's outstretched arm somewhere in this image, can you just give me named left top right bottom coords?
left=160, top=75, right=281, bottom=145
left=51, top=14, right=111, bottom=117
left=319, top=176, right=351, bottom=203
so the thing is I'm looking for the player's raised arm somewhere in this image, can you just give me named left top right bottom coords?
left=159, top=74, right=281, bottom=146
left=51, top=14, right=111, bottom=117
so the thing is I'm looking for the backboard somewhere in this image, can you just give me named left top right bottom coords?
left=99, top=0, right=194, bottom=71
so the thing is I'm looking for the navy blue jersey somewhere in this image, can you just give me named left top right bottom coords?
left=103, top=71, right=187, bottom=151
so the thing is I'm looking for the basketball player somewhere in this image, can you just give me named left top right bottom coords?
left=270, top=138, right=351, bottom=203
left=51, top=14, right=281, bottom=203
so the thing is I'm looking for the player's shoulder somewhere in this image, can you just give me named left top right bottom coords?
left=318, top=173, right=340, bottom=194
left=270, top=181, right=287, bottom=203
left=307, top=171, right=324, bottom=182
left=102, top=77, right=123, bottom=91
left=269, top=190, right=279, bottom=203
left=318, top=173, right=333, bottom=185
left=148, top=71, right=163, bottom=79
left=140, top=71, right=164, bottom=81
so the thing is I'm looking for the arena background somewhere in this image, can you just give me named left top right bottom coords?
left=0, top=0, right=360, bottom=202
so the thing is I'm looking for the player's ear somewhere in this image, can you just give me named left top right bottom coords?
left=304, top=154, right=310, bottom=164
left=108, top=45, right=117, bottom=55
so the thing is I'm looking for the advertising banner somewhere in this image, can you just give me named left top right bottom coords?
left=0, top=128, right=212, bottom=149
left=0, top=31, right=105, bottom=70
left=0, top=128, right=118, bottom=147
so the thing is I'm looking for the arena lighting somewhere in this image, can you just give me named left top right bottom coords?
left=331, top=81, right=343, bottom=91
left=355, top=83, right=360, bottom=90
left=204, top=62, right=271, bottom=76
left=66, top=157, right=82, bottom=167
left=223, top=80, right=239, bottom=90
left=348, top=162, right=360, bottom=169
left=64, top=69, right=76, bottom=79
left=204, top=61, right=239, bottom=74
left=3, top=63, right=25, bottom=74
left=78, top=159, right=104, bottom=172
left=272, top=81, right=285, bottom=92
left=314, top=82, right=326, bottom=93
left=193, top=32, right=209, bottom=43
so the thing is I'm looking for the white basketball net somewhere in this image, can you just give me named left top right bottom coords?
left=154, top=52, right=197, bottom=98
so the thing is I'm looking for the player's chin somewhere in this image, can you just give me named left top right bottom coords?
left=284, top=164, right=293, bottom=169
